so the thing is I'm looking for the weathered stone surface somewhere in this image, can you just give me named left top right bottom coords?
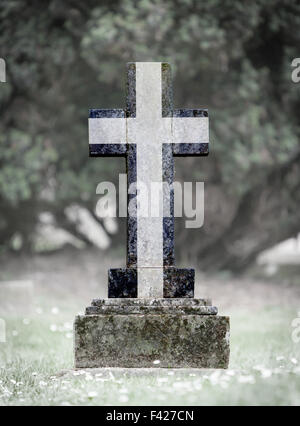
left=162, top=143, right=175, bottom=266
left=74, top=309, right=230, bottom=368
left=85, top=305, right=217, bottom=315
left=108, top=268, right=137, bottom=297
left=91, top=297, right=212, bottom=307
left=163, top=267, right=194, bottom=297
left=126, top=62, right=136, bottom=118
left=108, top=267, right=195, bottom=298
left=161, top=63, right=173, bottom=117
left=126, top=144, right=137, bottom=266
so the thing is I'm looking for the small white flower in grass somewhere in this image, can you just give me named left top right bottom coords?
left=61, top=401, right=71, bottom=406
left=220, top=381, right=229, bottom=389
left=88, top=391, right=98, bottom=398
left=253, top=365, right=264, bottom=372
left=32, top=372, right=38, bottom=376
left=12, top=330, right=18, bottom=337
left=119, top=395, right=129, bottom=403
left=238, top=375, right=255, bottom=384
left=153, top=360, right=160, bottom=365
left=290, top=358, right=298, bottom=365
left=63, top=322, right=72, bottom=330
left=39, top=381, right=48, bottom=387
left=51, top=307, right=59, bottom=315
left=276, top=356, right=285, bottom=361
left=261, top=369, right=272, bottom=379
left=157, top=377, right=168, bottom=383
left=172, top=381, right=182, bottom=388
left=189, top=373, right=196, bottom=377
left=194, top=382, right=202, bottom=391
left=23, top=318, right=30, bottom=325
left=293, top=366, right=300, bottom=374
left=10, top=379, right=16, bottom=385
left=50, top=324, right=57, bottom=332
left=173, top=381, right=191, bottom=390
left=209, top=370, right=221, bottom=385
left=85, top=374, right=93, bottom=381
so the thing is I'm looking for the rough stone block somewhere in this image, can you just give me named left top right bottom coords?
left=74, top=299, right=230, bottom=369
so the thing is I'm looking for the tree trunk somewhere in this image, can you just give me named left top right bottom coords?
left=196, top=150, right=300, bottom=272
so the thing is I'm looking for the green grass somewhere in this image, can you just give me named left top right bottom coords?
left=1, top=296, right=300, bottom=406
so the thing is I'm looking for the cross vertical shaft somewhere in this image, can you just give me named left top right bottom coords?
left=135, top=63, right=164, bottom=297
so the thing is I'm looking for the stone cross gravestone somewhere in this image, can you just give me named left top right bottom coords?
left=74, top=62, right=230, bottom=368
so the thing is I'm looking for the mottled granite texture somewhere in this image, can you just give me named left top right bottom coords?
left=91, top=298, right=212, bottom=306
left=74, top=298, right=230, bottom=368
left=85, top=304, right=217, bottom=315
left=108, top=267, right=194, bottom=298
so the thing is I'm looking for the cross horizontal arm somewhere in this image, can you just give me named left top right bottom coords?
left=89, top=109, right=127, bottom=157
left=172, top=109, right=209, bottom=156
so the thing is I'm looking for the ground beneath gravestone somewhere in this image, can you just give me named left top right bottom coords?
left=0, top=248, right=300, bottom=406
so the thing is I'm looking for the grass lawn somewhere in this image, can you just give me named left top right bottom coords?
left=1, top=301, right=300, bottom=405
left=0, top=252, right=300, bottom=405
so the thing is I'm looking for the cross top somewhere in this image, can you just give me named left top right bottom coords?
left=89, top=62, right=209, bottom=298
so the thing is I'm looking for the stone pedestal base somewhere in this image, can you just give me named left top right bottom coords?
left=74, top=299, right=230, bottom=369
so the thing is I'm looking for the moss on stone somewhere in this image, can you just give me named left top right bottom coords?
left=74, top=312, right=230, bottom=368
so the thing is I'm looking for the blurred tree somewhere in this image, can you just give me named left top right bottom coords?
left=0, top=0, right=299, bottom=271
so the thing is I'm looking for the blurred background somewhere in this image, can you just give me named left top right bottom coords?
left=1, top=0, right=300, bottom=277
left=1, top=0, right=300, bottom=406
